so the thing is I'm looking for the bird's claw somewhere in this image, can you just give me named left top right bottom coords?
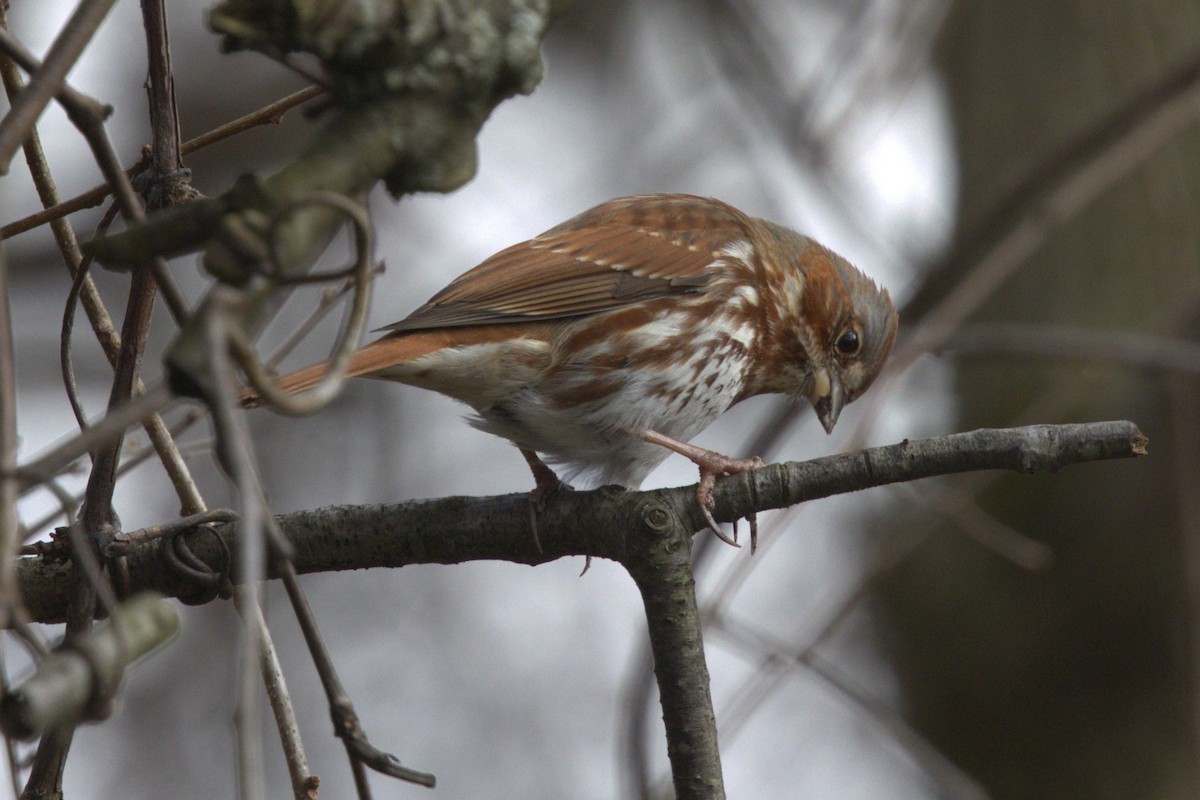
left=696, top=472, right=740, bottom=548
left=690, top=450, right=766, bottom=551
left=638, top=430, right=765, bottom=552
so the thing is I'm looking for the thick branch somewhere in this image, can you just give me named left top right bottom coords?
left=624, top=503, right=724, bottom=798
left=16, top=421, right=1145, bottom=625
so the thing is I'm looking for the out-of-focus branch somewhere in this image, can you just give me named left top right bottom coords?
left=0, top=594, right=179, bottom=739
left=936, top=322, right=1200, bottom=375
left=16, top=384, right=176, bottom=494
left=88, top=0, right=561, bottom=282
left=0, top=243, right=19, bottom=632
left=234, top=589, right=319, bottom=800
left=15, top=421, right=1146, bottom=624
left=900, top=51, right=1200, bottom=343
left=0, top=0, right=119, bottom=172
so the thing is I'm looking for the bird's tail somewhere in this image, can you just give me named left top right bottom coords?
left=240, top=332, right=447, bottom=408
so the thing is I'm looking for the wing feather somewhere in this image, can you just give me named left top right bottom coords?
left=379, top=194, right=757, bottom=333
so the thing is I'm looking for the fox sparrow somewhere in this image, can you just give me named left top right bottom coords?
left=258, top=194, right=898, bottom=545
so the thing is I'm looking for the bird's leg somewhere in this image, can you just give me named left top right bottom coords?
left=640, top=429, right=764, bottom=552
left=521, top=448, right=567, bottom=510
left=519, top=449, right=583, bottom=566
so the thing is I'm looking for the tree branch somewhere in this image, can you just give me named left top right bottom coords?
left=15, top=421, right=1146, bottom=625
left=624, top=506, right=724, bottom=798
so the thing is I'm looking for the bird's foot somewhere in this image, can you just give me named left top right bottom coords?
left=640, top=430, right=764, bottom=552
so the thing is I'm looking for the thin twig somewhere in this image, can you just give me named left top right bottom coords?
left=140, top=0, right=183, bottom=179
left=22, top=410, right=206, bottom=539
left=0, top=19, right=189, bottom=325
left=107, top=509, right=239, bottom=555
left=16, top=384, right=175, bottom=494
left=0, top=13, right=120, bottom=360
left=80, top=263, right=159, bottom=549
left=60, top=204, right=122, bottom=435
left=233, top=588, right=318, bottom=800
left=265, top=266, right=381, bottom=371
left=235, top=193, right=375, bottom=415
left=277, top=559, right=436, bottom=792
left=1, top=85, right=324, bottom=241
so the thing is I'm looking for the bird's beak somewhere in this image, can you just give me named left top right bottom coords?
left=810, top=369, right=844, bottom=434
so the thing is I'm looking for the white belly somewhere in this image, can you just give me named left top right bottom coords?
left=472, top=315, right=756, bottom=487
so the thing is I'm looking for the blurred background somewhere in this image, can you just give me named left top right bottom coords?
left=3, top=0, right=1197, bottom=797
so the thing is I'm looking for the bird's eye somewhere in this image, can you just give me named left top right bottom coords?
left=836, top=329, right=860, bottom=356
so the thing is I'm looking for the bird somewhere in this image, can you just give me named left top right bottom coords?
left=252, top=193, right=898, bottom=548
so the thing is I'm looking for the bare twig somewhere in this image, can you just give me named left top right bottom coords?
left=107, top=509, right=239, bottom=555
left=0, top=12, right=118, bottom=360
left=22, top=410, right=206, bottom=539
left=140, top=0, right=184, bottom=179
left=60, top=204, right=121, bottom=435
left=182, top=85, right=324, bottom=156
left=81, top=264, right=160, bottom=550
left=0, top=0, right=119, bottom=172
left=203, top=296, right=270, bottom=800
left=206, top=288, right=324, bottom=800
left=266, top=265, right=382, bottom=371
left=277, top=559, right=436, bottom=792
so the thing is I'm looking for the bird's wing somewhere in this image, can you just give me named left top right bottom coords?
left=378, top=194, right=756, bottom=333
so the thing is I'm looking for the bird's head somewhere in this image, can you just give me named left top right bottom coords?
left=802, top=247, right=898, bottom=433
left=749, top=224, right=898, bottom=433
